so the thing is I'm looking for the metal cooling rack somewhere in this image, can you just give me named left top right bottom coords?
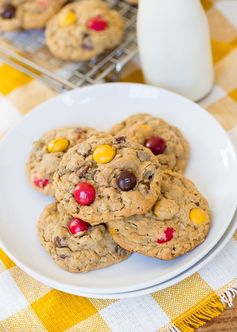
left=0, top=0, right=138, bottom=92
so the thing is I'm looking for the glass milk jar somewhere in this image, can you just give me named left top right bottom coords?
left=137, top=0, right=214, bottom=101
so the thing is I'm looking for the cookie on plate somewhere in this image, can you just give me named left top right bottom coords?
left=38, top=203, right=130, bottom=272
left=46, top=0, right=124, bottom=61
left=0, top=0, right=66, bottom=31
left=108, top=170, right=211, bottom=260
left=109, top=113, right=190, bottom=173
left=53, top=135, right=162, bottom=224
left=26, top=126, right=95, bottom=196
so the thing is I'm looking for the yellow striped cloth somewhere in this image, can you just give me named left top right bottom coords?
left=0, top=1, right=237, bottom=331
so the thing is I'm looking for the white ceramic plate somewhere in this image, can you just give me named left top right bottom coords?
left=0, top=83, right=236, bottom=294
left=49, top=209, right=237, bottom=298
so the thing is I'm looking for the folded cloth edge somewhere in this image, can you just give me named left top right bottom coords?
left=159, top=277, right=237, bottom=332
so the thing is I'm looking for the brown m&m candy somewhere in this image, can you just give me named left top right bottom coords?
left=116, top=171, right=137, bottom=191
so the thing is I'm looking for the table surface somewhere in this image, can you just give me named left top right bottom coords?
left=198, top=298, right=237, bottom=331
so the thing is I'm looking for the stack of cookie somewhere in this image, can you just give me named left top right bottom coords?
left=0, top=0, right=126, bottom=62
left=27, top=113, right=211, bottom=273
left=0, top=0, right=67, bottom=31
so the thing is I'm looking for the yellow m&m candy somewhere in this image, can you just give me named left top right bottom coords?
left=47, top=138, right=69, bottom=153
left=189, top=208, right=209, bottom=225
left=59, top=11, right=77, bottom=28
left=93, top=144, right=116, bottom=164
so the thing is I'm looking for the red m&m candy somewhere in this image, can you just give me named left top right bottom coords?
left=68, top=218, right=90, bottom=235
left=157, top=227, right=175, bottom=244
left=145, top=136, right=166, bottom=155
left=87, top=16, right=108, bottom=31
left=74, top=182, right=96, bottom=205
left=34, top=178, right=49, bottom=188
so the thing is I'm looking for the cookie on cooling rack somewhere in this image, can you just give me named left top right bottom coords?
left=0, top=0, right=66, bottom=31
left=26, top=126, right=96, bottom=196
left=46, top=0, right=124, bottom=61
left=38, top=202, right=130, bottom=273
left=108, top=170, right=211, bottom=260
left=109, top=113, right=190, bottom=173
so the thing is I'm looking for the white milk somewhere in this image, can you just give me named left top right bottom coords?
left=137, top=0, right=214, bottom=101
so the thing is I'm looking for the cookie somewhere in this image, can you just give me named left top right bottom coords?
left=109, top=114, right=190, bottom=173
left=108, top=170, right=211, bottom=260
left=53, top=135, right=162, bottom=225
left=38, top=203, right=130, bottom=272
left=0, top=0, right=66, bottom=31
left=26, top=126, right=95, bottom=196
left=46, top=0, right=124, bottom=61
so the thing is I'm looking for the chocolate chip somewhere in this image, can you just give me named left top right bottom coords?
left=116, top=170, right=137, bottom=191
left=1, top=4, right=16, bottom=19
left=81, top=32, right=93, bottom=50
left=115, top=136, right=126, bottom=144
left=54, top=236, right=63, bottom=248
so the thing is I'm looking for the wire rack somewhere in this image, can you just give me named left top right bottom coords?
left=0, top=0, right=138, bottom=92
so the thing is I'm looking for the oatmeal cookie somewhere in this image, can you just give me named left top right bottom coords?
left=38, top=202, right=130, bottom=272
left=53, top=135, right=161, bottom=224
left=109, top=113, right=190, bottom=173
left=108, top=170, right=211, bottom=260
left=26, top=126, right=95, bottom=196
left=0, top=0, right=66, bottom=31
left=46, top=0, right=124, bottom=61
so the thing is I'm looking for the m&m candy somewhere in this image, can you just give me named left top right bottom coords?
left=145, top=136, right=166, bottom=155
left=47, top=138, right=69, bottom=153
left=74, top=182, right=96, bottom=205
left=157, top=227, right=175, bottom=244
left=93, top=144, right=116, bottom=164
left=68, top=218, right=90, bottom=235
left=189, top=208, right=209, bottom=225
